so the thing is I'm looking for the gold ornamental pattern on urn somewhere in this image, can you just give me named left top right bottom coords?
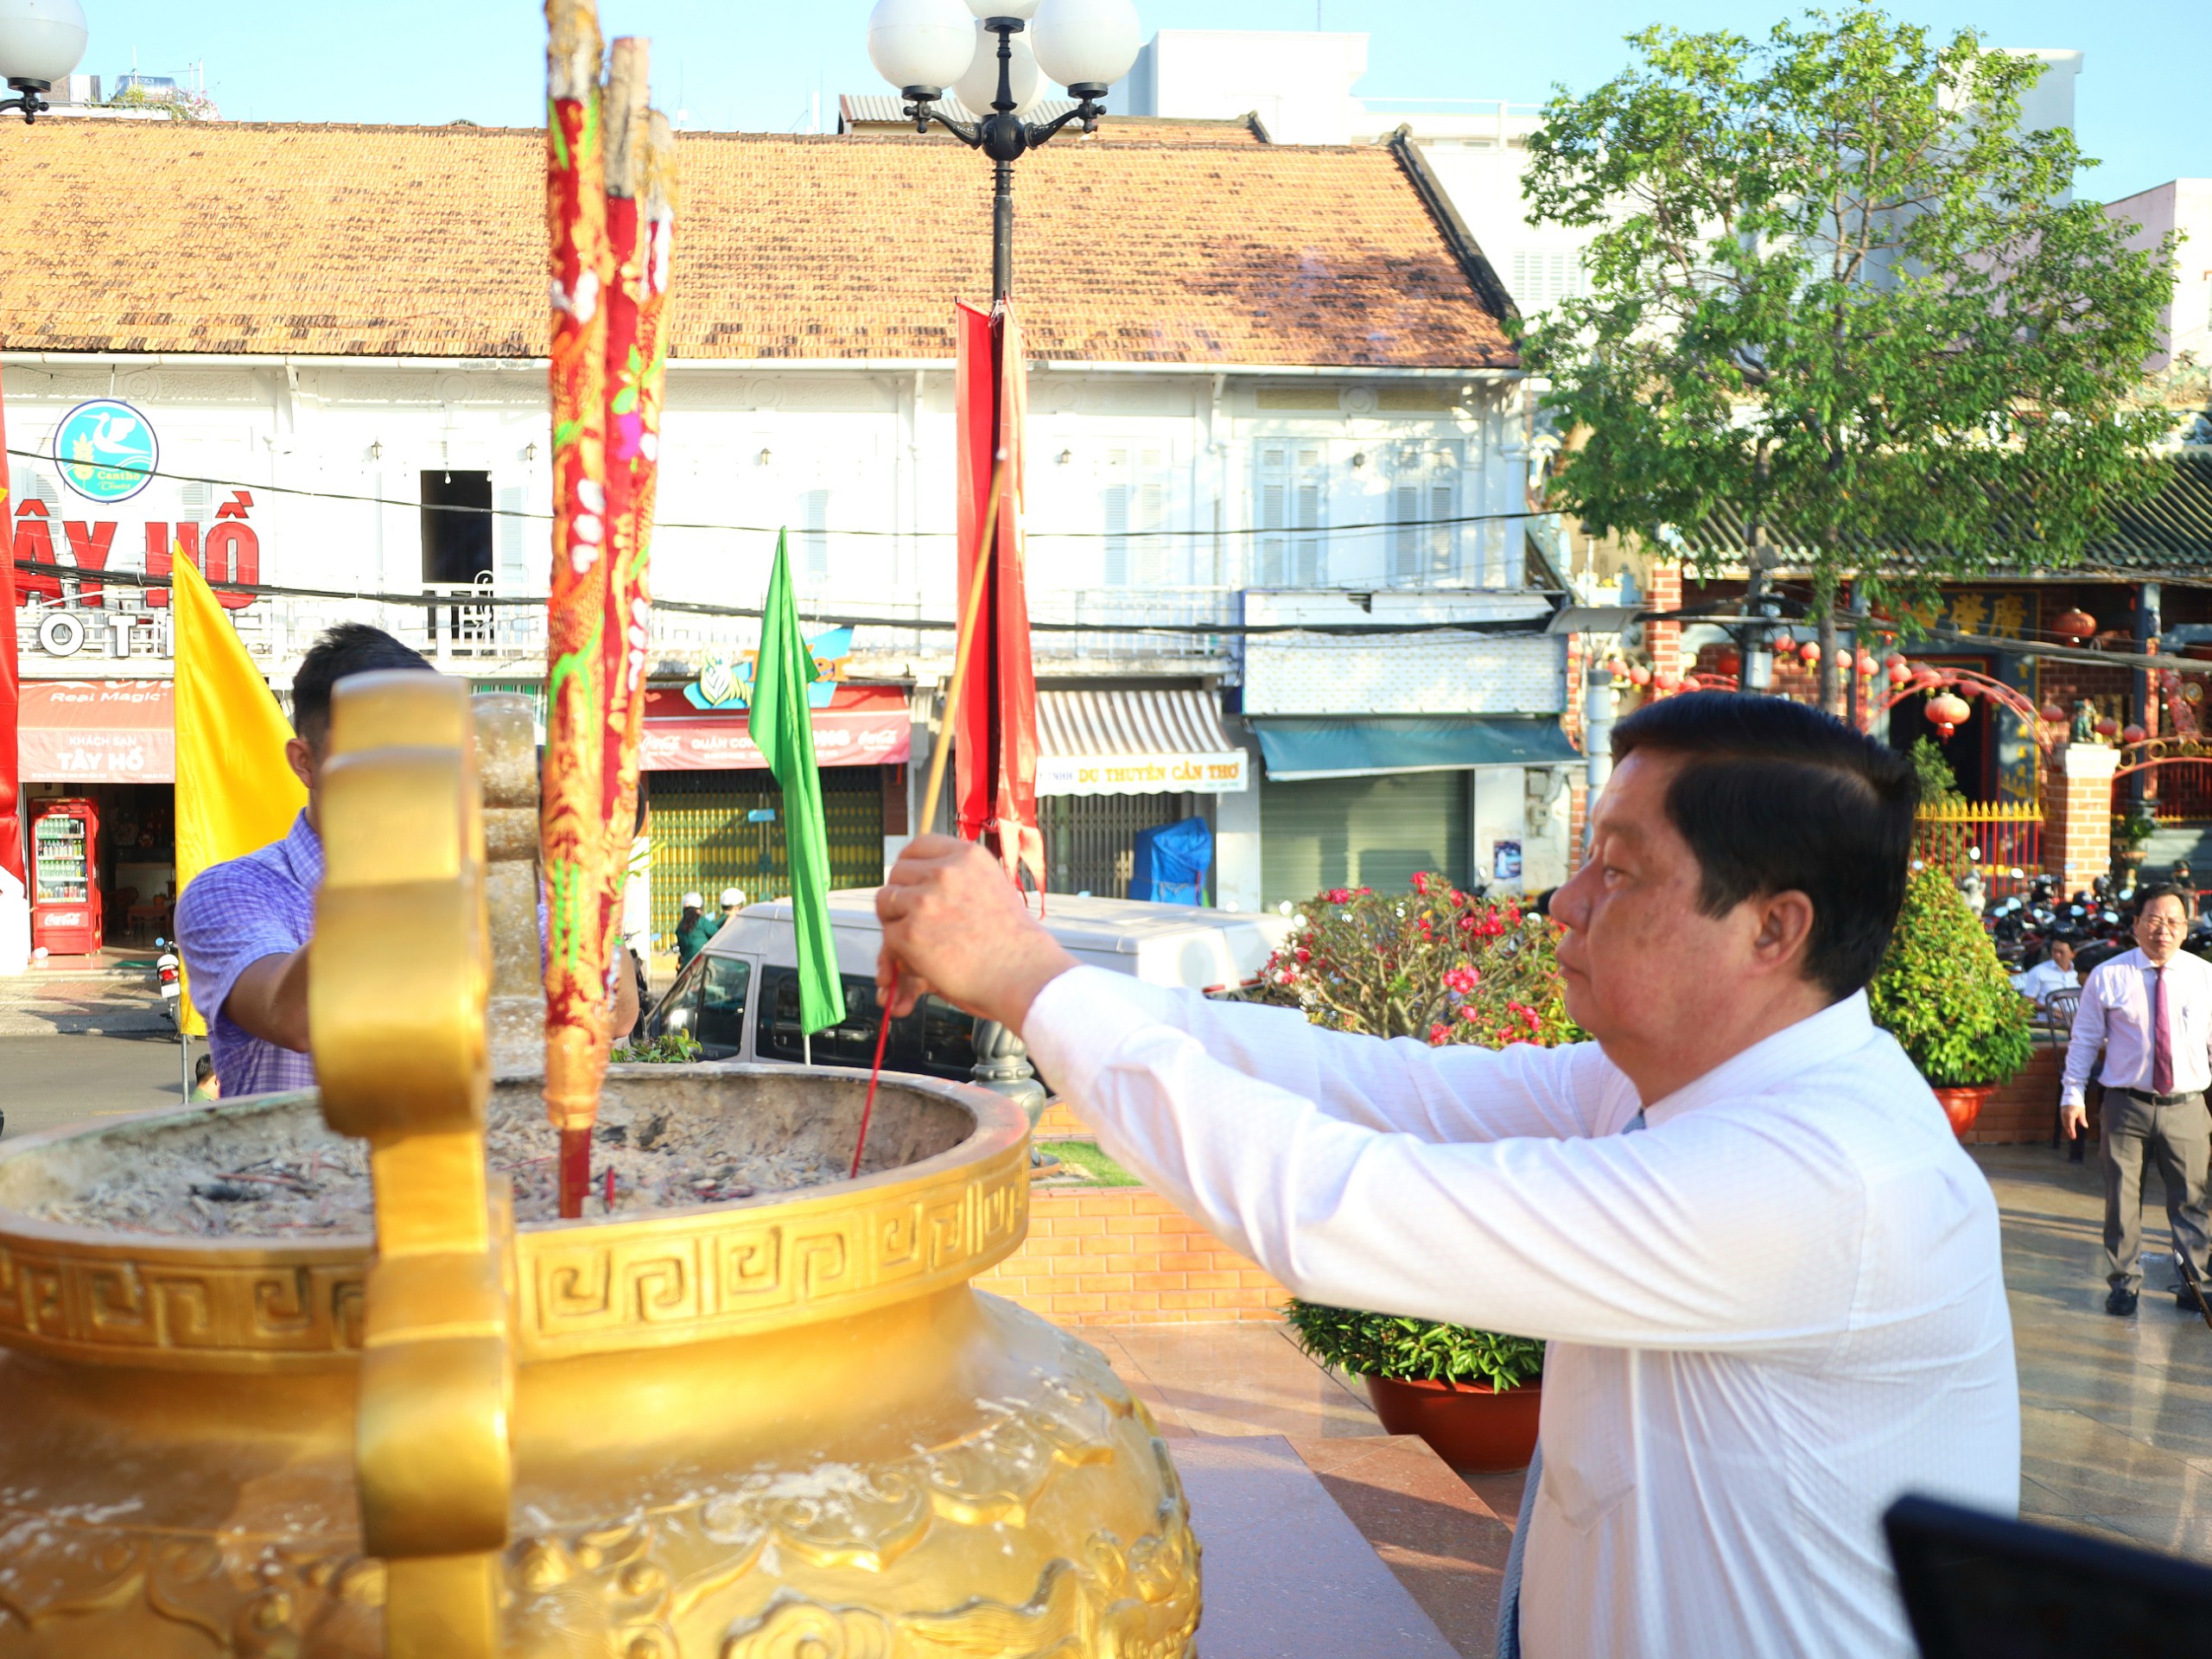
left=0, top=691, right=1198, bottom=1657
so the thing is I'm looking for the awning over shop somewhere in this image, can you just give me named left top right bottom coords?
left=640, top=683, right=910, bottom=772
left=18, top=680, right=174, bottom=784
left=1037, top=689, right=1248, bottom=797
left=1253, top=716, right=1577, bottom=782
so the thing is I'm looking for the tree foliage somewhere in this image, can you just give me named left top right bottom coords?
left=1867, top=862, right=2032, bottom=1086
left=1522, top=5, right=2175, bottom=704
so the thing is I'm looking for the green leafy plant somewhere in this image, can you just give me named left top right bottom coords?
left=1283, top=1300, right=1546, bottom=1391
left=1522, top=6, right=2173, bottom=711
left=2113, top=805, right=2158, bottom=854
left=1868, top=862, right=2033, bottom=1087
left=1265, top=875, right=1569, bottom=1392
left=1249, top=874, right=1580, bottom=1049
left=1910, top=738, right=1966, bottom=807
left=612, top=1030, right=702, bottom=1065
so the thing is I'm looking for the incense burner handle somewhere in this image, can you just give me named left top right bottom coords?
left=311, top=671, right=512, bottom=1658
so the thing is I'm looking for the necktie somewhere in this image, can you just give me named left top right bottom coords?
left=1497, top=1109, right=1648, bottom=1659
left=2154, top=966, right=2175, bottom=1097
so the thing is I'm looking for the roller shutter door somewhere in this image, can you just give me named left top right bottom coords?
left=646, top=769, right=884, bottom=950
left=1261, top=771, right=1470, bottom=910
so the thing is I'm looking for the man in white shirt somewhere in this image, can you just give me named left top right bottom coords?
left=877, top=692, right=2017, bottom=1659
left=2062, top=886, right=2212, bottom=1315
left=2012, top=938, right=2078, bottom=1006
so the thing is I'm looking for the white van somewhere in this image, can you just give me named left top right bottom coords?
left=645, top=887, right=1291, bottom=1080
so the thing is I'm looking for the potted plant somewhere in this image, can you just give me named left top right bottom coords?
left=1868, top=862, right=2034, bottom=1135
left=2113, top=804, right=2158, bottom=884
left=1283, top=1301, right=1545, bottom=1471
left=1255, top=874, right=1575, bottom=1469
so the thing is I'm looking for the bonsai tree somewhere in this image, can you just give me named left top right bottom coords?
left=1868, top=862, right=2033, bottom=1089
left=1256, top=875, right=1571, bottom=1391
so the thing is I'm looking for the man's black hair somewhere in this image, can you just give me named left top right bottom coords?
left=291, top=624, right=433, bottom=746
left=2135, top=884, right=2193, bottom=919
left=1611, top=691, right=1917, bottom=999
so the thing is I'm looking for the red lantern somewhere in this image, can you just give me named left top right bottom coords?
left=2053, top=607, right=2096, bottom=645
left=1888, top=657, right=1912, bottom=685
left=1629, top=664, right=1651, bottom=686
left=1775, top=636, right=1799, bottom=657
left=1857, top=651, right=1879, bottom=675
left=1800, top=641, right=1822, bottom=665
left=1927, top=691, right=1972, bottom=738
left=2039, top=702, right=2066, bottom=723
left=2096, top=716, right=2120, bottom=739
left=1655, top=669, right=1681, bottom=692
left=1715, top=648, right=1742, bottom=677
left=2122, top=723, right=2146, bottom=745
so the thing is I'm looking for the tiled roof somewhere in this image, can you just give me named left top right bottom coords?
left=0, top=121, right=1512, bottom=368
left=1679, top=452, right=2212, bottom=575
left=836, top=99, right=1268, bottom=146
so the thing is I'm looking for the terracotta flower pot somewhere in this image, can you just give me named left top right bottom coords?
left=1931, top=1083, right=1997, bottom=1137
left=1363, top=1373, right=1543, bottom=1471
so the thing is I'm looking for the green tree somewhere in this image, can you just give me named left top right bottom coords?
left=1522, top=5, right=2175, bottom=710
left=1909, top=736, right=1964, bottom=805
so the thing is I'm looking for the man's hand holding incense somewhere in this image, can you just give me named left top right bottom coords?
left=875, top=836, right=1076, bottom=1030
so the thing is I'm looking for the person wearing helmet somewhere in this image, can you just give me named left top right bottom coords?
left=675, top=891, right=715, bottom=969
left=720, top=887, right=747, bottom=918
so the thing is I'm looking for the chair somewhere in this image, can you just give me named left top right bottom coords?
left=2036, top=988, right=2080, bottom=1046
left=126, top=885, right=173, bottom=945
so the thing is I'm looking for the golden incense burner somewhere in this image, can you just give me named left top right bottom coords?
left=0, top=683, right=1198, bottom=1656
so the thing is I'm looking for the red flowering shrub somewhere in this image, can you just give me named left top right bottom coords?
left=1251, top=874, right=1580, bottom=1049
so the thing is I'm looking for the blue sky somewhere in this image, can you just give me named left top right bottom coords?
left=79, top=1, right=2202, bottom=200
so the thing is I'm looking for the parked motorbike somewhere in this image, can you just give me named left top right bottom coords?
left=154, top=940, right=181, bottom=1030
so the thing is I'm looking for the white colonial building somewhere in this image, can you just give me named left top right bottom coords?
left=2, top=113, right=1575, bottom=966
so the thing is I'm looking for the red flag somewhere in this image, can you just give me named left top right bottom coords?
left=952, top=300, right=1044, bottom=892
left=0, top=352, right=23, bottom=905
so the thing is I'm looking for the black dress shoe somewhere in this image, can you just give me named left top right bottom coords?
left=2107, top=1287, right=2140, bottom=1315
left=2180, top=1284, right=2206, bottom=1313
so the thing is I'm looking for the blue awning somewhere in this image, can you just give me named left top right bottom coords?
left=1252, top=717, right=1578, bottom=782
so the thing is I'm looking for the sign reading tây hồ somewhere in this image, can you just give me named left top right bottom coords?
left=52, top=401, right=159, bottom=505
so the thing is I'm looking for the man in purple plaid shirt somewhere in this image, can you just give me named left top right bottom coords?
left=175, top=626, right=436, bottom=1097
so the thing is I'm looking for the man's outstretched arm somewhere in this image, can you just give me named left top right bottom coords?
left=877, top=836, right=1609, bottom=1146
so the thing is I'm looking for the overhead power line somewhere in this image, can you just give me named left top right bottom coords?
left=9, top=556, right=1558, bottom=640
left=2, top=448, right=1551, bottom=543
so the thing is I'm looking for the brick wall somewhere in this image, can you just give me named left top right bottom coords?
left=1646, top=564, right=1683, bottom=682
left=976, top=1187, right=1289, bottom=1325
left=1961, top=1046, right=2065, bottom=1145
left=2044, top=742, right=2120, bottom=898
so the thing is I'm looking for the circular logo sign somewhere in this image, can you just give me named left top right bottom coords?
left=52, top=399, right=158, bottom=504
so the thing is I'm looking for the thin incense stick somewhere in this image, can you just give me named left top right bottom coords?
left=851, top=454, right=1007, bottom=1181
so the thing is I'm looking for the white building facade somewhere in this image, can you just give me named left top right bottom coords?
left=3, top=118, right=1576, bottom=969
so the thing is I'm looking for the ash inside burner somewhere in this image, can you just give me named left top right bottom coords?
left=29, top=1092, right=847, bottom=1237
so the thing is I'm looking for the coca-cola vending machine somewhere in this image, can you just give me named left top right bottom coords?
left=31, top=799, right=102, bottom=956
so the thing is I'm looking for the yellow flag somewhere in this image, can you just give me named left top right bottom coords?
left=173, top=553, right=307, bottom=1034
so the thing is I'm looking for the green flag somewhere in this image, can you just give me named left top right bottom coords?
left=750, top=531, right=848, bottom=1037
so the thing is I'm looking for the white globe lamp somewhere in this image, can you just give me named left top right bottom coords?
left=867, top=0, right=975, bottom=98
left=0, top=0, right=87, bottom=108
left=963, top=0, right=1040, bottom=16
left=953, top=20, right=1044, bottom=116
left=1030, top=0, right=1141, bottom=94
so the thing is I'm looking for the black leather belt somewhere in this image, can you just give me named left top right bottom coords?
left=2124, top=1089, right=2203, bottom=1106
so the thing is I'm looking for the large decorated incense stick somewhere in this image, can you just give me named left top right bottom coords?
left=543, top=0, right=613, bottom=1215
left=594, top=53, right=673, bottom=1072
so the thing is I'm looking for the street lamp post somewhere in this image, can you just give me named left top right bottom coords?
left=867, top=0, right=1141, bottom=301
left=0, top=0, right=89, bottom=124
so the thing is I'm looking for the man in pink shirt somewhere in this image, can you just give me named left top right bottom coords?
left=2062, top=885, right=2212, bottom=1315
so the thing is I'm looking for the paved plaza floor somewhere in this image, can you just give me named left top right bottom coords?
left=1084, top=1143, right=2212, bottom=1656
